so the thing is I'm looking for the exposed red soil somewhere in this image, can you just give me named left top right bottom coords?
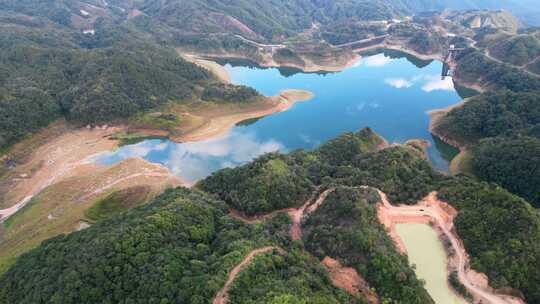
left=323, top=257, right=380, bottom=304
left=288, top=188, right=334, bottom=241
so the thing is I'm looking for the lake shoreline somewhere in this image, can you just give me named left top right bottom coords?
left=184, top=44, right=485, bottom=175
left=179, top=49, right=361, bottom=75
left=0, top=125, right=184, bottom=218
left=128, top=89, right=314, bottom=143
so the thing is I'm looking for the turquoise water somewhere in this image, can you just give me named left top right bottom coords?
left=97, top=50, right=464, bottom=183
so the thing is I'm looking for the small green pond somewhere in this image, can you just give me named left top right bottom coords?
left=396, top=223, right=466, bottom=304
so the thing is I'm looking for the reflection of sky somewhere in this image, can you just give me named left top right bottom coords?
left=97, top=52, right=462, bottom=182
left=97, top=131, right=283, bottom=183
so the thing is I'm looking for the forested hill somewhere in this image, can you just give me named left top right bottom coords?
left=2, top=0, right=534, bottom=45
left=434, top=91, right=540, bottom=207
left=2, top=128, right=540, bottom=303
left=0, top=11, right=261, bottom=150
left=0, top=0, right=401, bottom=41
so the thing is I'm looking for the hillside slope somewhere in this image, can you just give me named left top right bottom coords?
left=2, top=129, right=540, bottom=302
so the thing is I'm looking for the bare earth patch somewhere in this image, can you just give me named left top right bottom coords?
left=130, top=89, right=314, bottom=144
left=0, top=125, right=182, bottom=272
left=182, top=54, right=232, bottom=83
left=0, top=125, right=120, bottom=215
left=323, top=257, right=380, bottom=304
left=0, top=157, right=181, bottom=273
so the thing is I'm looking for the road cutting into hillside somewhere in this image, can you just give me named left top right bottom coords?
left=212, top=246, right=284, bottom=304
left=228, top=188, right=334, bottom=240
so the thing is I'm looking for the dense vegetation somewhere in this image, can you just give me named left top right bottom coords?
left=134, top=0, right=401, bottom=41
left=201, top=84, right=260, bottom=104
left=199, top=153, right=316, bottom=216
left=0, top=188, right=284, bottom=303
left=228, top=249, right=365, bottom=304
left=434, top=91, right=540, bottom=206
left=0, top=13, right=269, bottom=151
left=471, top=137, right=540, bottom=207
left=3, top=127, right=540, bottom=302
left=489, top=34, right=540, bottom=67
left=316, top=128, right=385, bottom=166
left=438, top=176, right=540, bottom=302
left=0, top=35, right=209, bottom=149
left=388, top=22, right=446, bottom=54
left=3, top=1, right=540, bottom=302
left=303, top=187, right=435, bottom=304
left=201, top=128, right=440, bottom=217
left=436, top=91, right=540, bottom=143
left=321, top=22, right=386, bottom=45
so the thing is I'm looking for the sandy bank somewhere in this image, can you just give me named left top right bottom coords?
left=0, top=126, right=119, bottom=219
left=169, top=89, right=314, bottom=143
left=0, top=126, right=183, bottom=222
left=351, top=42, right=444, bottom=62
left=182, top=53, right=231, bottom=83
left=0, top=157, right=181, bottom=271
left=180, top=49, right=360, bottom=74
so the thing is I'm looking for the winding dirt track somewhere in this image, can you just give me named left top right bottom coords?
left=228, top=188, right=334, bottom=240
left=225, top=186, right=525, bottom=303
left=214, top=189, right=336, bottom=304
left=212, top=246, right=283, bottom=304
left=288, top=188, right=334, bottom=240
left=377, top=190, right=525, bottom=304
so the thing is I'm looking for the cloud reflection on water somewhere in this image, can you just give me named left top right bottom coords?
left=384, top=74, right=455, bottom=92
left=363, top=53, right=394, bottom=67
left=98, top=130, right=284, bottom=183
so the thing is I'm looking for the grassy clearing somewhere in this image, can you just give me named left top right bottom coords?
left=110, top=131, right=165, bottom=146
left=85, top=186, right=152, bottom=223
left=129, top=111, right=181, bottom=132
left=450, top=150, right=473, bottom=175
left=0, top=180, right=94, bottom=275
left=0, top=159, right=175, bottom=275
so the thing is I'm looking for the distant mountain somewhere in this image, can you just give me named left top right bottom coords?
left=395, top=0, right=540, bottom=26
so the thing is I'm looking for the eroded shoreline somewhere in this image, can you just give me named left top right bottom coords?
left=0, top=88, right=313, bottom=221
left=0, top=47, right=477, bottom=277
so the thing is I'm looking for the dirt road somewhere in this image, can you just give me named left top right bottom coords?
left=228, top=188, right=334, bottom=241
left=212, top=246, right=282, bottom=304
left=288, top=188, right=334, bottom=240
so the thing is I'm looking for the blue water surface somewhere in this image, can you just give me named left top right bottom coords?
left=97, top=51, right=463, bottom=183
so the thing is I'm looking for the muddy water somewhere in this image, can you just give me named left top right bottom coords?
left=396, top=223, right=466, bottom=304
